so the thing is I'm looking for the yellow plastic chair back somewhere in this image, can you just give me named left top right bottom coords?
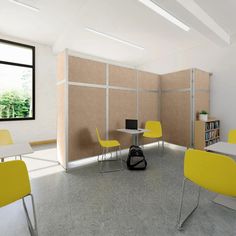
left=184, top=149, right=236, bottom=197
left=96, top=128, right=120, bottom=148
left=228, top=130, right=236, bottom=144
left=0, top=129, right=13, bottom=145
left=143, top=121, right=162, bottom=138
left=0, top=160, right=31, bottom=207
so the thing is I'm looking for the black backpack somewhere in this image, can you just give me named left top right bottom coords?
left=127, top=145, right=147, bottom=170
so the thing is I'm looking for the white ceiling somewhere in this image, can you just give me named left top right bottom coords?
left=0, top=0, right=235, bottom=66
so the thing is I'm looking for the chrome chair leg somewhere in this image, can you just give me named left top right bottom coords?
left=161, top=139, right=164, bottom=156
left=22, top=194, right=38, bottom=236
left=100, top=148, right=105, bottom=173
left=119, top=146, right=123, bottom=170
left=97, top=147, right=102, bottom=162
left=157, top=138, right=164, bottom=156
left=99, top=146, right=123, bottom=173
left=177, top=178, right=201, bottom=230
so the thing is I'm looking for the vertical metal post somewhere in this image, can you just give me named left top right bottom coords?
left=190, top=69, right=195, bottom=148
left=106, top=64, right=109, bottom=140
left=136, top=70, right=139, bottom=121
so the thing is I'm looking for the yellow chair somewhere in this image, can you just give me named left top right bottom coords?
left=143, top=121, right=164, bottom=151
left=0, top=160, right=38, bottom=235
left=0, top=129, right=13, bottom=146
left=177, top=149, right=236, bottom=230
left=228, top=130, right=236, bottom=144
left=0, top=129, right=21, bottom=162
left=96, top=128, right=123, bottom=173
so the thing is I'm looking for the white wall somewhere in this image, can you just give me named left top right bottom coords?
left=0, top=34, right=57, bottom=143
left=140, top=41, right=236, bottom=141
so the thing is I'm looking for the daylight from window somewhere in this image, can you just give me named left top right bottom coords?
left=0, top=41, right=34, bottom=120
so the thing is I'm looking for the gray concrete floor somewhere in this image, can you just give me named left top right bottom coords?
left=0, top=144, right=235, bottom=236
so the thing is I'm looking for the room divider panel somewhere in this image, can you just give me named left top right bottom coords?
left=108, top=65, right=137, bottom=148
left=57, top=50, right=210, bottom=168
left=68, top=56, right=107, bottom=161
left=57, top=50, right=160, bottom=168
left=160, top=69, right=210, bottom=147
left=68, top=86, right=106, bottom=161
left=138, top=71, right=160, bottom=145
left=195, top=69, right=210, bottom=115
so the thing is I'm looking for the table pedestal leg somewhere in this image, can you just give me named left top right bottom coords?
left=132, top=134, right=139, bottom=146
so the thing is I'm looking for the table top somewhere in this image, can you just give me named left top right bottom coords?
left=205, top=142, right=236, bottom=157
left=0, top=143, right=33, bottom=158
left=116, top=128, right=149, bottom=134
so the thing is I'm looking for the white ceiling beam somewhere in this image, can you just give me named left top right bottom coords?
left=176, top=0, right=230, bottom=45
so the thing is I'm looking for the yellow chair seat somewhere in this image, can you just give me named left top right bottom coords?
left=143, top=132, right=162, bottom=138
left=100, top=140, right=120, bottom=148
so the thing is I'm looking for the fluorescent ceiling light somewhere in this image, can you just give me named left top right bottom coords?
left=86, top=27, right=145, bottom=51
left=139, top=0, right=190, bottom=32
left=9, top=0, right=40, bottom=12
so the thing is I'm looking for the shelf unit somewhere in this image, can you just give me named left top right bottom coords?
left=194, top=119, right=220, bottom=150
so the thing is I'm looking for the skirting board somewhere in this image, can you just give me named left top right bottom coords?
left=30, top=139, right=56, bottom=146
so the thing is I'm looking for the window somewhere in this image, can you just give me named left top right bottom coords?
left=0, top=39, right=35, bottom=121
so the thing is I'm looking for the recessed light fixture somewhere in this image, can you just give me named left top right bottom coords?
left=86, top=27, right=145, bottom=51
left=9, top=0, right=40, bottom=12
left=138, top=0, right=190, bottom=32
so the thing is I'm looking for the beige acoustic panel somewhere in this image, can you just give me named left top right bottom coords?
left=57, top=84, right=66, bottom=168
left=109, top=89, right=137, bottom=148
left=68, top=56, right=106, bottom=84
left=139, top=91, right=160, bottom=145
left=57, top=51, right=66, bottom=81
left=195, top=69, right=210, bottom=90
left=68, top=86, right=106, bottom=161
left=161, top=70, right=191, bottom=90
left=109, top=64, right=137, bottom=88
left=195, top=91, right=210, bottom=120
left=161, top=92, right=191, bottom=147
left=138, top=71, right=160, bottom=90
